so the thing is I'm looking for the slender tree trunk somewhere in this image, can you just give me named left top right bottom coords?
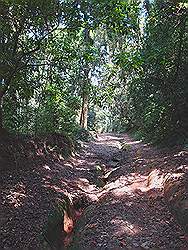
left=0, top=94, right=8, bottom=136
left=79, top=26, right=91, bottom=129
left=80, top=93, right=88, bottom=129
left=0, top=90, right=4, bottom=131
left=0, top=78, right=9, bottom=133
left=0, top=100, right=3, bottom=130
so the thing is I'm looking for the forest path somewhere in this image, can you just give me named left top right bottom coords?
left=68, top=133, right=188, bottom=249
left=1, top=133, right=188, bottom=249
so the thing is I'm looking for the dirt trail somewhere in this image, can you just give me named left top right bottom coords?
left=68, top=133, right=188, bottom=249
left=1, top=133, right=188, bottom=249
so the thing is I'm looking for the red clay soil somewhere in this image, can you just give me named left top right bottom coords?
left=0, top=133, right=188, bottom=249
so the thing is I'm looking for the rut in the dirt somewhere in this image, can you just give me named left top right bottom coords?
left=1, top=133, right=188, bottom=249
left=66, top=134, right=188, bottom=250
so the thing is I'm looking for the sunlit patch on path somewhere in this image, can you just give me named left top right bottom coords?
left=67, top=133, right=188, bottom=249
left=1, top=133, right=187, bottom=249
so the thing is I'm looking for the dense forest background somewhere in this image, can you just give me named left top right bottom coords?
left=0, top=0, right=188, bottom=144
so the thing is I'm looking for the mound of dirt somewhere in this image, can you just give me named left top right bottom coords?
left=164, top=172, right=188, bottom=234
left=0, top=132, right=74, bottom=171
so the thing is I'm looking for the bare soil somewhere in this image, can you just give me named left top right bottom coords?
left=1, top=133, right=188, bottom=249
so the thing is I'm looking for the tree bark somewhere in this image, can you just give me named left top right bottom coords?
left=80, top=93, right=88, bottom=129
left=0, top=78, right=9, bottom=133
left=79, top=26, right=91, bottom=129
left=0, top=90, right=4, bottom=131
left=0, top=100, right=3, bottom=130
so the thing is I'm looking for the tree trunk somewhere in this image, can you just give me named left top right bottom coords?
left=0, top=102, right=3, bottom=130
left=0, top=78, right=9, bottom=133
left=79, top=26, right=91, bottom=130
left=80, top=93, right=88, bottom=129
left=0, top=91, right=4, bottom=131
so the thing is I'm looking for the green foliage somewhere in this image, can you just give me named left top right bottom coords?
left=126, top=1, right=188, bottom=143
left=3, top=82, right=80, bottom=136
left=99, top=1, right=188, bottom=144
left=0, top=0, right=187, bottom=146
